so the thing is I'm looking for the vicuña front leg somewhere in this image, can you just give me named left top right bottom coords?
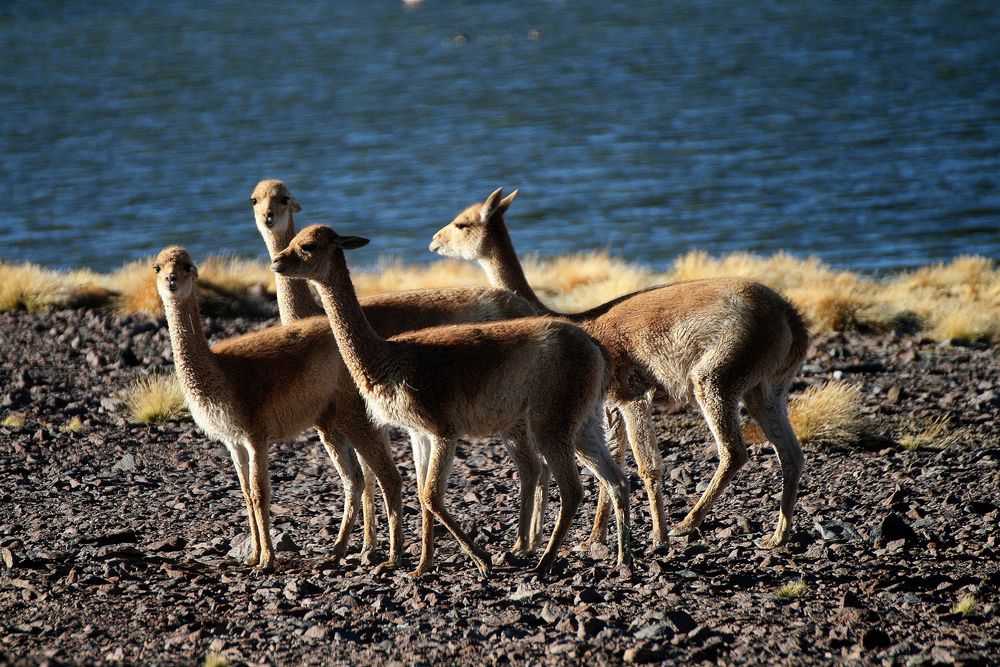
left=227, top=443, right=261, bottom=567
left=415, top=436, right=491, bottom=577
left=532, top=441, right=583, bottom=574
left=346, top=420, right=403, bottom=569
left=247, top=440, right=276, bottom=571
left=502, top=419, right=546, bottom=557
left=619, top=396, right=668, bottom=547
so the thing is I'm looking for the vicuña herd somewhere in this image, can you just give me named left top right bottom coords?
left=151, top=179, right=809, bottom=577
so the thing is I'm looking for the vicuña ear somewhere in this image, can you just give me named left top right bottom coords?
left=480, top=187, right=505, bottom=221
left=290, top=196, right=302, bottom=213
left=335, top=235, right=370, bottom=249
left=497, top=188, right=518, bottom=214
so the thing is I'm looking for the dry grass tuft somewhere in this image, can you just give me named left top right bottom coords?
left=123, top=374, right=189, bottom=424
left=775, top=581, right=807, bottom=600
left=60, top=416, right=85, bottom=433
left=1, top=412, right=26, bottom=428
left=899, top=416, right=962, bottom=452
left=953, top=595, right=980, bottom=617
left=202, top=653, right=229, bottom=667
left=744, top=381, right=873, bottom=447
left=0, top=262, right=113, bottom=313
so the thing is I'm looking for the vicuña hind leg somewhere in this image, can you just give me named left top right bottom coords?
left=743, top=381, right=804, bottom=548
left=316, top=426, right=366, bottom=561
left=345, top=421, right=403, bottom=568
left=670, top=374, right=748, bottom=537
left=574, top=414, right=633, bottom=567
left=585, top=406, right=627, bottom=548
left=532, top=437, right=583, bottom=574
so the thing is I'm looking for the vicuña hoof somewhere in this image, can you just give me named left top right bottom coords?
left=755, top=534, right=785, bottom=550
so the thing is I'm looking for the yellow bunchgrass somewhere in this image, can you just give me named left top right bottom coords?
left=743, top=381, right=873, bottom=447
left=952, top=595, right=979, bottom=617
left=0, top=261, right=112, bottom=313
left=123, top=374, right=189, bottom=424
left=1, top=251, right=996, bottom=345
left=1, top=412, right=26, bottom=428
left=202, top=653, right=228, bottom=667
left=60, top=416, right=85, bottom=433
left=775, top=581, right=807, bottom=600
left=899, top=416, right=962, bottom=452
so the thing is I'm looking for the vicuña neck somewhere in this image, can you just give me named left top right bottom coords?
left=162, top=294, right=228, bottom=400
left=313, top=251, right=392, bottom=392
left=266, top=213, right=323, bottom=323
left=478, top=221, right=555, bottom=316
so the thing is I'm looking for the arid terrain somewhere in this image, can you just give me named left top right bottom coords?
left=1, top=305, right=998, bottom=665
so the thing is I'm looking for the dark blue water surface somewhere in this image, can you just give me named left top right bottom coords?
left=2, top=1, right=998, bottom=272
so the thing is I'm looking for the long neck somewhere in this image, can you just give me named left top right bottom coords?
left=265, top=213, right=324, bottom=323
left=162, top=294, right=228, bottom=401
left=313, top=252, right=393, bottom=392
left=478, top=220, right=556, bottom=316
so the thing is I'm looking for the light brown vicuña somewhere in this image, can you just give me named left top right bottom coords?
left=153, top=246, right=402, bottom=571
left=249, top=179, right=549, bottom=557
left=272, top=225, right=633, bottom=577
left=430, top=188, right=810, bottom=548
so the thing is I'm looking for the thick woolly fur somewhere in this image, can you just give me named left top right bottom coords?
left=431, top=189, right=810, bottom=549
left=272, top=225, right=633, bottom=577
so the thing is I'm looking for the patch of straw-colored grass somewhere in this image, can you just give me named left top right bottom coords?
left=952, top=595, right=980, bottom=617
left=899, top=416, right=962, bottom=452
left=60, top=416, right=85, bottom=433
left=123, top=374, right=189, bottom=424
left=202, top=653, right=228, bottom=667
left=775, top=581, right=807, bottom=600
left=1, top=412, right=26, bottom=428
left=0, top=261, right=112, bottom=313
left=744, top=381, right=873, bottom=447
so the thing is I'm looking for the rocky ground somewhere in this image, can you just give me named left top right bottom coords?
left=1, top=306, right=998, bottom=666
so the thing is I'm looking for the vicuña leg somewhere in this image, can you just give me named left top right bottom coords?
left=532, top=437, right=583, bottom=574
left=573, top=414, right=633, bottom=567
left=246, top=440, right=276, bottom=570
left=316, top=426, right=366, bottom=561
left=619, top=396, right=668, bottom=547
left=670, top=371, right=748, bottom=537
left=502, top=419, right=547, bottom=556
left=343, top=419, right=404, bottom=568
left=226, top=443, right=261, bottom=566
left=586, top=406, right=627, bottom=548
left=413, top=436, right=491, bottom=577
left=743, top=381, right=804, bottom=548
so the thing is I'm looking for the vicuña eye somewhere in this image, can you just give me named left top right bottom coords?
left=153, top=265, right=161, bottom=273
left=250, top=197, right=257, bottom=205
left=454, top=223, right=470, bottom=230
left=301, top=243, right=317, bottom=253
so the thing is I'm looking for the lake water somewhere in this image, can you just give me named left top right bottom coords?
left=2, top=1, right=998, bottom=273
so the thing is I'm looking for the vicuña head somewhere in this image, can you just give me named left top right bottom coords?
left=270, top=224, right=369, bottom=279
left=153, top=246, right=198, bottom=301
left=251, top=179, right=301, bottom=236
left=429, top=186, right=518, bottom=260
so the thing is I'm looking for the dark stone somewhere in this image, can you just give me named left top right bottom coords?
left=870, top=513, right=918, bottom=544
left=664, top=609, right=697, bottom=634
left=861, top=628, right=891, bottom=650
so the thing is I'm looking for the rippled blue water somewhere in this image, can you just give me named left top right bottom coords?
left=1, top=1, right=998, bottom=272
